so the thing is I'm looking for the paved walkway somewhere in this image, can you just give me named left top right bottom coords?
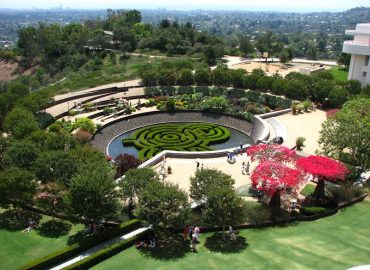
left=274, top=109, right=326, bottom=154
left=49, top=227, right=149, bottom=270
left=156, top=153, right=256, bottom=193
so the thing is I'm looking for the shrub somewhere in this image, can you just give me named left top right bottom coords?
left=244, top=202, right=271, bottom=224
left=68, top=110, right=78, bottom=116
left=74, top=130, right=93, bottom=144
left=326, top=184, right=364, bottom=203
left=70, top=118, right=97, bottom=134
left=296, top=137, right=306, bottom=150
left=301, top=206, right=327, bottom=216
left=114, top=154, right=141, bottom=178
left=246, top=104, right=259, bottom=114
left=103, top=107, right=113, bottom=115
left=291, top=103, right=298, bottom=115
left=83, top=102, right=95, bottom=112
left=35, top=112, right=55, bottom=129
left=302, top=100, right=312, bottom=112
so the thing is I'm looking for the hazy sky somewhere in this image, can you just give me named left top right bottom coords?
left=0, top=0, right=369, bottom=12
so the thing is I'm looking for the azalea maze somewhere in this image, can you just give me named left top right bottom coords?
left=122, top=123, right=231, bottom=160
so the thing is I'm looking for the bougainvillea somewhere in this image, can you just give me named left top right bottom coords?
left=296, top=155, right=348, bottom=181
left=247, top=144, right=297, bottom=163
left=251, top=161, right=303, bottom=196
left=296, top=155, right=348, bottom=199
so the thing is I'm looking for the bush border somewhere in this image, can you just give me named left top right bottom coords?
left=20, top=219, right=141, bottom=270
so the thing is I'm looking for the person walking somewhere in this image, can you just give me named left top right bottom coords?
left=184, top=225, right=189, bottom=240
left=242, top=162, right=246, bottom=174
left=246, top=162, right=250, bottom=175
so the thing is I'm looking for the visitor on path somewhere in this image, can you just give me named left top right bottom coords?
left=188, top=227, right=194, bottom=241
left=246, top=162, right=250, bottom=175
left=184, top=225, right=189, bottom=240
left=190, top=236, right=197, bottom=252
left=240, top=143, right=243, bottom=151
left=23, top=219, right=36, bottom=233
left=228, top=226, right=237, bottom=241
left=193, top=226, right=201, bottom=243
left=196, top=161, right=200, bottom=169
left=242, top=162, right=246, bottom=174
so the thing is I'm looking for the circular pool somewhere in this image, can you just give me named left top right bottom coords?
left=108, top=122, right=254, bottom=159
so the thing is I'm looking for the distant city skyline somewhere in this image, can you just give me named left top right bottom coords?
left=0, top=0, right=369, bottom=12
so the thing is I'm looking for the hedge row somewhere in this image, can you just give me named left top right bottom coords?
left=123, top=123, right=231, bottom=160
left=20, top=219, right=141, bottom=270
left=63, top=229, right=150, bottom=269
left=144, top=86, right=292, bottom=109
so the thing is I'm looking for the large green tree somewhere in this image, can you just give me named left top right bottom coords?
left=136, top=181, right=190, bottom=228
left=203, top=185, right=246, bottom=238
left=190, top=169, right=235, bottom=205
left=67, top=162, right=119, bottom=223
left=0, top=168, right=36, bottom=208
left=119, top=168, right=159, bottom=211
left=3, top=108, right=40, bottom=139
left=32, top=151, right=78, bottom=185
left=318, top=98, right=370, bottom=169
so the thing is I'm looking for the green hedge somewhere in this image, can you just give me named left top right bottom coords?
left=20, top=219, right=141, bottom=270
left=301, top=207, right=327, bottom=216
left=123, top=123, right=231, bottom=160
left=63, top=229, right=150, bottom=269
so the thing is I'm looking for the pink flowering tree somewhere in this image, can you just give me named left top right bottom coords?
left=251, top=161, right=303, bottom=219
left=296, top=155, right=348, bottom=199
left=247, top=144, right=297, bottom=163
left=35, top=183, right=65, bottom=223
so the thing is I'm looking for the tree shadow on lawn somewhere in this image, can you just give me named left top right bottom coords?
left=0, top=209, right=42, bottom=232
left=67, top=230, right=86, bottom=245
left=205, top=232, right=248, bottom=254
left=37, top=220, right=72, bottom=238
left=140, top=232, right=191, bottom=261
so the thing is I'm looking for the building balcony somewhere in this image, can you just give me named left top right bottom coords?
left=343, top=41, right=370, bottom=56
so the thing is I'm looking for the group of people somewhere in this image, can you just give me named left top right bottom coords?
left=184, top=225, right=201, bottom=252
left=135, top=236, right=156, bottom=249
left=227, top=152, right=237, bottom=163
left=242, top=162, right=250, bottom=175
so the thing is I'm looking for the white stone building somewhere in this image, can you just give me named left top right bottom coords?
left=342, top=23, right=370, bottom=86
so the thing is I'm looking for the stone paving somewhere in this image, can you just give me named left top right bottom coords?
left=91, top=111, right=253, bottom=155
left=274, top=109, right=326, bottom=155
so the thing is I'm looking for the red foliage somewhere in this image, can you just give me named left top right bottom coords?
left=326, top=109, right=339, bottom=118
left=247, top=144, right=297, bottom=163
left=251, top=161, right=303, bottom=196
left=296, top=155, right=348, bottom=181
left=114, top=154, right=141, bottom=178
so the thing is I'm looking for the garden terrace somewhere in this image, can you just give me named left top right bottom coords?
left=91, top=111, right=253, bottom=156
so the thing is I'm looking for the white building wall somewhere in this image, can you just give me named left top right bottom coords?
left=343, top=23, right=370, bottom=86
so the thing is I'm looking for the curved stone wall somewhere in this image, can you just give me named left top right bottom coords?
left=91, top=111, right=253, bottom=154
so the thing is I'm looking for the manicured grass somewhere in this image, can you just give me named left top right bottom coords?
left=0, top=209, right=84, bottom=270
left=329, top=66, right=349, bottom=82
left=93, top=201, right=370, bottom=270
left=300, top=183, right=316, bottom=197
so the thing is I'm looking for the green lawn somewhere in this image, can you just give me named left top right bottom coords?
left=0, top=209, right=84, bottom=270
left=93, top=201, right=370, bottom=270
left=329, top=66, right=349, bottom=82
left=300, top=183, right=316, bottom=197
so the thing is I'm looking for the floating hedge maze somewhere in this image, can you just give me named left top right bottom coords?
left=122, top=123, right=231, bottom=160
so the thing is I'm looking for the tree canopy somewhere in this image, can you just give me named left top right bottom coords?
left=318, top=98, right=370, bottom=169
